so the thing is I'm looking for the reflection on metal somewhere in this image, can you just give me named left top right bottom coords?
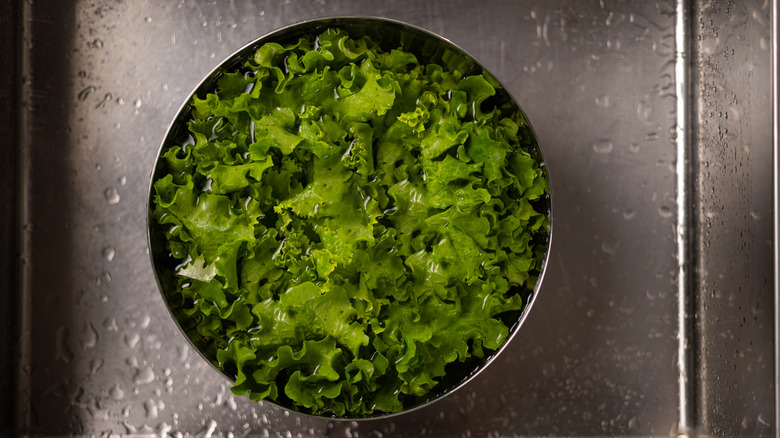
left=675, top=0, right=694, bottom=436
left=692, top=0, right=774, bottom=435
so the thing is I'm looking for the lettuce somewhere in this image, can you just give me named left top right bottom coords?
left=151, top=27, right=549, bottom=417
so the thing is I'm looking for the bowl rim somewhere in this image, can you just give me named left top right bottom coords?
left=146, top=15, right=554, bottom=421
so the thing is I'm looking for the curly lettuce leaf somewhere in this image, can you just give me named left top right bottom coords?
left=152, top=26, right=550, bottom=417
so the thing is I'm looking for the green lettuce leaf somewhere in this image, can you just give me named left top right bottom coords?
left=152, top=26, right=549, bottom=417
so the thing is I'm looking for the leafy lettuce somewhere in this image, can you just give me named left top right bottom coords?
left=152, top=27, right=549, bottom=417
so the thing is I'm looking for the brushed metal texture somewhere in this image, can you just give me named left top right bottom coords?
left=12, top=0, right=774, bottom=436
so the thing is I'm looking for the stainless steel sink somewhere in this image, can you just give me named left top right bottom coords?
left=1, top=0, right=775, bottom=436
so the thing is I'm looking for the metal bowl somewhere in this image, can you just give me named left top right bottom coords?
left=147, top=16, right=553, bottom=419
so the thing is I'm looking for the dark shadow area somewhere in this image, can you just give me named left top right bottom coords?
left=20, top=0, right=78, bottom=434
left=0, top=1, right=20, bottom=436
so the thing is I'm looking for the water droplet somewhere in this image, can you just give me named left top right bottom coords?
left=592, top=139, right=614, bottom=154
left=133, top=366, right=155, bottom=385
left=226, top=395, right=237, bottom=411
left=116, top=96, right=125, bottom=105
left=78, top=86, right=96, bottom=101
left=96, top=93, right=112, bottom=109
left=92, top=38, right=104, bottom=49
left=103, top=317, right=118, bottom=331
left=110, top=384, right=125, bottom=400
left=601, top=238, right=619, bottom=255
left=177, top=345, right=189, bottom=362
left=55, top=327, right=74, bottom=362
left=104, top=187, right=120, bottom=204
left=629, top=143, right=640, bottom=153
left=760, top=36, right=769, bottom=51
left=102, top=271, right=112, bottom=283
left=86, top=398, right=110, bottom=420
left=645, top=132, right=659, bottom=141
left=750, top=211, right=761, bottom=220
left=89, top=358, right=104, bottom=375
left=139, top=314, right=151, bottom=329
left=80, top=322, right=98, bottom=349
left=622, top=209, right=636, bottom=220
left=144, top=399, right=159, bottom=419
left=637, top=99, right=653, bottom=123
left=658, top=206, right=673, bottom=218
left=102, top=246, right=116, bottom=262
left=144, top=16, right=152, bottom=23
left=134, top=98, right=142, bottom=108
left=119, top=176, right=127, bottom=186
left=595, top=94, right=610, bottom=108
left=125, top=332, right=140, bottom=348
left=199, top=420, right=218, bottom=438
left=159, top=423, right=173, bottom=437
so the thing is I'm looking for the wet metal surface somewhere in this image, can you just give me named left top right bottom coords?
left=9, top=0, right=774, bottom=436
left=692, top=1, right=774, bottom=436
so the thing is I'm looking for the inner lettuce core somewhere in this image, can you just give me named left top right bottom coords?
left=152, top=26, right=549, bottom=417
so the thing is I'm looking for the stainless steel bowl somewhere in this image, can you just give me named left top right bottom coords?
left=147, top=16, right=553, bottom=419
